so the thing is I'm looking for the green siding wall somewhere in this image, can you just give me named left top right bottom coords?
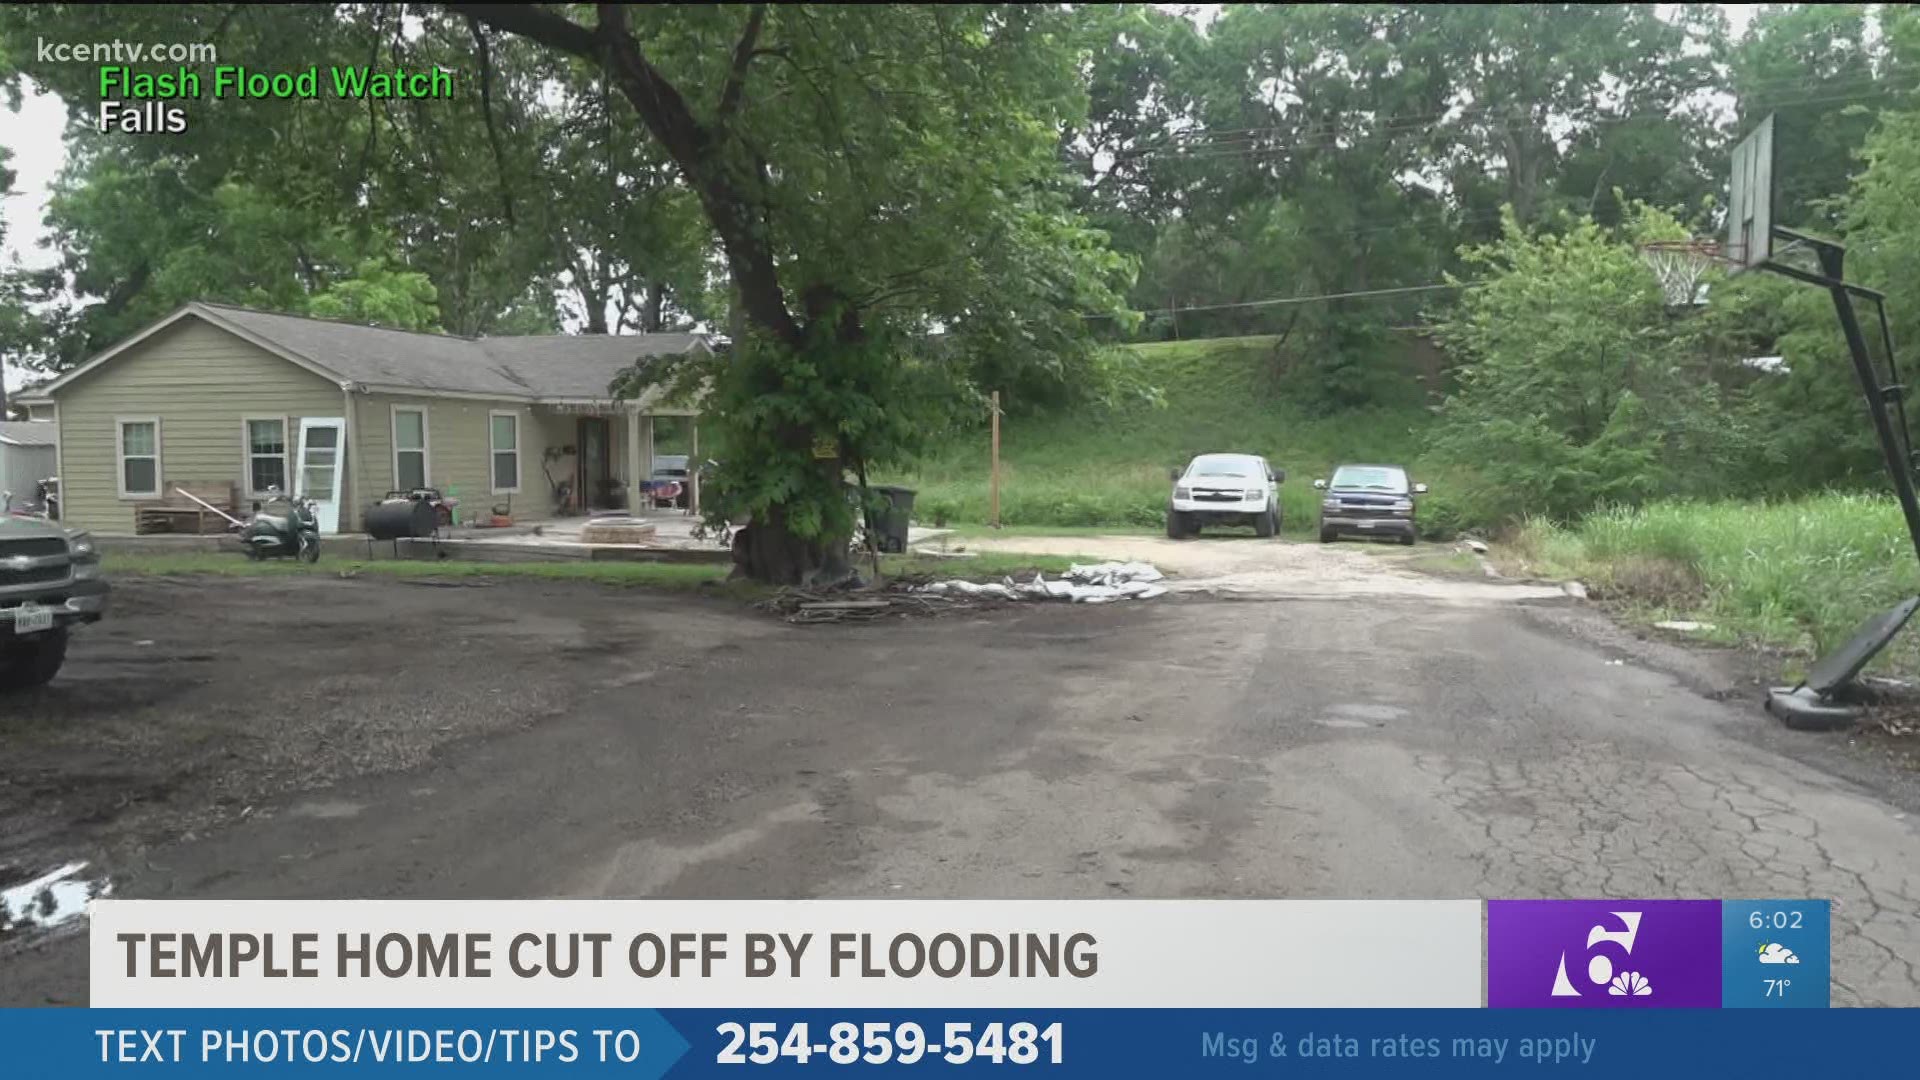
left=56, top=317, right=350, bottom=533
left=354, top=394, right=557, bottom=520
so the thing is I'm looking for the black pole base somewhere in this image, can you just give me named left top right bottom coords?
left=1765, top=686, right=1863, bottom=731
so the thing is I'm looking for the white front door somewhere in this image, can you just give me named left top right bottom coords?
left=296, top=417, right=346, bottom=533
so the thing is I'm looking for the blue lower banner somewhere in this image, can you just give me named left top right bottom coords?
left=7, top=1009, right=1914, bottom=1076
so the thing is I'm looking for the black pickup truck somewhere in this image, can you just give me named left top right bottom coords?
left=0, top=515, right=108, bottom=689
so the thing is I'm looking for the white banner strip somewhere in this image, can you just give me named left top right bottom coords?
left=90, top=899, right=1482, bottom=1008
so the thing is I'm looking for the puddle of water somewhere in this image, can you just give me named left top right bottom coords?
left=1312, top=718, right=1375, bottom=729
left=0, top=862, right=113, bottom=936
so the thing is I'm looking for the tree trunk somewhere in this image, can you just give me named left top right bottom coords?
left=582, top=304, right=608, bottom=335
left=456, top=3, right=848, bottom=586
left=578, top=273, right=608, bottom=335
left=732, top=500, right=852, bottom=586
left=641, top=281, right=666, bottom=332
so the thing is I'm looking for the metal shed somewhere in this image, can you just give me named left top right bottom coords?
left=0, top=421, right=58, bottom=508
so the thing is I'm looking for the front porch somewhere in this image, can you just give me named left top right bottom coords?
left=524, top=401, right=702, bottom=521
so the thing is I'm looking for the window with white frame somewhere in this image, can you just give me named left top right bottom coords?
left=490, top=411, right=520, bottom=493
left=244, top=417, right=288, bottom=495
left=117, top=418, right=160, bottom=498
left=393, top=407, right=428, bottom=490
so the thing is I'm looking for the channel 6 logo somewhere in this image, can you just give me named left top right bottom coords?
left=1486, top=901, right=1722, bottom=1008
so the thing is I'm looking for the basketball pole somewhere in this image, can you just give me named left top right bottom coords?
left=1731, top=113, right=1920, bottom=727
left=1760, top=228, right=1920, bottom=564
left=1756, top=227, right=1920, bottom=729
left=1818, top=244, right=1920, bottom=564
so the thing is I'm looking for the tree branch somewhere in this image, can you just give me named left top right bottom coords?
left=466, top=17, right=519, bottom=227
left=446, top=4, right=599, bottom=59
left=455, top=1, right=805, bottom=346
left=717, top=5, right=769, bottom=126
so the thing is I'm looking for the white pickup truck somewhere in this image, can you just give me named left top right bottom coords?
left=1166, top=453, right=1284, bottom=539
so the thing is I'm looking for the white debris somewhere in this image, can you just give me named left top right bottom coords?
left=911, top=563, right=1168, bottom=605
left=917, top=580, right=1017, bottom=599
left=1563, top=581, right=1589, bottom=600
left=1655, top=620, right=1716, bottom=633
left=1462, top=538, right=1489, bottom=554
left=1065, top=561, right=1165, bottom=586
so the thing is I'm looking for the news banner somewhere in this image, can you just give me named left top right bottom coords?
left=3, top=898, right=1913, bottom=1077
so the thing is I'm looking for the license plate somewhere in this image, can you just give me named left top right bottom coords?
left=12, top=602, right=53, bottom=634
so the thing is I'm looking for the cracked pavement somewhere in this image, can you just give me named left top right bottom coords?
left=3, top=575, right=1918, bottom=1005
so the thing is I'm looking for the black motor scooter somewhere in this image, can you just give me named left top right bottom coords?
left=234, top=486, right=321, bottom=562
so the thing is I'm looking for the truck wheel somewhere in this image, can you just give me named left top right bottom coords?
left=1254, top=508, right=1276, bottom=538
left=0, top=628, right=69, bottom=690
left=1399, top=532, right=1416, bottom=547
left=1165, top=512, right=1186, bottom=539
left=1319, top=528, right=1335, bottom=543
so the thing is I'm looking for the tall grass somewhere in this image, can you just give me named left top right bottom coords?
left=1509, top=493, right=1920, bottom=670
left=884, top=337, right=1438, bottom=533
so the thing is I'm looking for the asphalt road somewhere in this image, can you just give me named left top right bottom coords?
left=3, top=568, right=1919, bottom=1006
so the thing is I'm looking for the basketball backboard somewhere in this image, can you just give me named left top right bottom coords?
left=1727, top=114, right=1775, bottom=271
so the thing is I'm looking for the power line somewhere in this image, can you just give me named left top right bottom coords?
left=1084, top=282, right=1468, bottom=320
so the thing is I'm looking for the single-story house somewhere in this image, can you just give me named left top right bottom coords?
left=0, top=420, right=58, bottom=503
left=15, top=302, right=710, bottom=534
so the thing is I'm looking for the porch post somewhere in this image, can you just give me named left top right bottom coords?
left=639, top=414, right=654, bottom=494
left=625, top=405, right=643, bottom=515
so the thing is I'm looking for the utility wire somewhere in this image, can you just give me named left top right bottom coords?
left=1083, top=282, right=1468, bottom=320
left=1071, top=73, right=1915, bottom=322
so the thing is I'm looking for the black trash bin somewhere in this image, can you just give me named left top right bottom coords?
left=865, top=485, right=917, bottom=554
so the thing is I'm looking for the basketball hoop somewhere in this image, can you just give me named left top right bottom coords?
left=1639, top=240, right=1724, bottom=308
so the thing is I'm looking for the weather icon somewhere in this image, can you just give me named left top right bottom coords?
left=1757, top=943, right=1800, bottom=965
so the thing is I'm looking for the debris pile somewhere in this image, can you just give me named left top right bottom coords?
left=757, top=562, right=1170, bottom=624
left=915, top=561, right=1168, bottom=605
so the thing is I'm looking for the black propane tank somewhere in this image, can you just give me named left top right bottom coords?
left=364, top=497, right=438, bottom=540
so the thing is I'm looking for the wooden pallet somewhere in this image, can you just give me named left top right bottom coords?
left=134, top=482, right=239, bottom=535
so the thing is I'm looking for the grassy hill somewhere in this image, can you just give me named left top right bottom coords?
left=886, top=336, right=1438, bottom=534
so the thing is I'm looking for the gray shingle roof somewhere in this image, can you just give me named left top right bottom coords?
left=0, top=421, right=57, bottom=447
left=479, top=333, right=704, bottom=399
left=195, top=303, right=705, bottom=399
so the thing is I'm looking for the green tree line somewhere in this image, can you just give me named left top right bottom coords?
left=3, top=4, right=1920, bottom=573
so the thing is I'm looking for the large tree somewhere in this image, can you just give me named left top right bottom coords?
left=0, top=4, right=711, bottom=364
left=454, top=4, right=1132, bottom=583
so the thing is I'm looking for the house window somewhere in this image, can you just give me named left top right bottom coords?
left=392, top=407, right=429, bottom=490
left=244, top=417, right=288, bottom=495
left=490, top=411, right=520, bottom=493
left=117, top=417, right=161, bottom=498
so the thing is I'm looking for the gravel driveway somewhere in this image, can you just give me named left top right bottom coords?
left=957, top=532, right=1564, bottom=603
left=5, top=570, right=1920, bottom=1008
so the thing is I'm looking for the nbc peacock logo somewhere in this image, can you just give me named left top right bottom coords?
left=1487, top=900, right=1722, bottom=1008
